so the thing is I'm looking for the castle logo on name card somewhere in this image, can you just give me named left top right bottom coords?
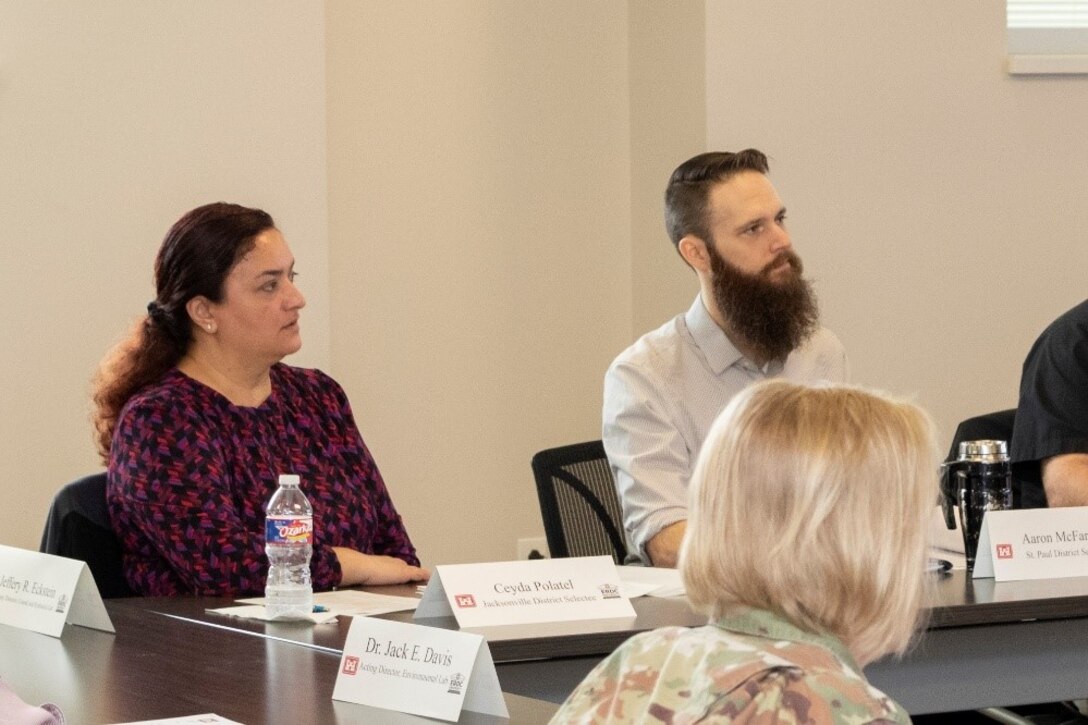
left=342, top=656, right=360, bottom=675
left=447, top=672, right=465, bottom=695
left=598, top=583, right=620, bottom=599
left=997, top=543, right=1013, bottom=559
left=454, top=594, right=476, bottom=608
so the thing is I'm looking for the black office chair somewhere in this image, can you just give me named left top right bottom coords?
left=531, top=440, right=628, bottom=564
left=946, top=409, right=1017, bottom=462
left=40, top=472, right=134, bottom=598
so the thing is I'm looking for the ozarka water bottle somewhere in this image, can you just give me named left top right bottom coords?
left=264, top=473, right=314, bottom=620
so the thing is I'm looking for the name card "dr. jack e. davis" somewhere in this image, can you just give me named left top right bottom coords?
left=0, top=544, right=114, bottom=637
left=974, top=506, right=1088, bottom=581
left=415, top=556, right=636, bottom=633
left=332, top=616, right=507, bottom=722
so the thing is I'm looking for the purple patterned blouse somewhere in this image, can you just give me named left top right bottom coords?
left=107, top=364, right=419, bottom=596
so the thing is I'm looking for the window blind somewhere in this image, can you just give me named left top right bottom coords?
left=1008, top=0, right=1088, bottom=72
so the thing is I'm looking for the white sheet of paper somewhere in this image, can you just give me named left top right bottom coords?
left=616, top=579, right=661, bottom=599
left=924, top=503, right=968, bottom=571
left=237, top=590, right=419, bottom=617
left=929, top=548, right=967, bottom=571
left=929, top=504, right=967, bottom=555
left=0, top=544, right=114, bottom=637
left=332, top=616, right=507, bottom=722
left=206, top=604, right=338, bottom=624
left=114, top=715, right=244, bottom=725
left=616, top=564, right=685, bottom=597
left=974, top=506, right=1088, bottom=581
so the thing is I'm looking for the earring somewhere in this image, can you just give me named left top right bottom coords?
left=206, top=324, right=215, bottom=333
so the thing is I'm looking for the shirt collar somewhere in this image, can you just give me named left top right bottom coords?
left=713, top=605, right=862, bottom=676
left=684, top=295, right=789, bottom=377
left=685, top=295, right=744, bottom=375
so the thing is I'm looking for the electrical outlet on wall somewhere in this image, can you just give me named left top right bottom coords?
left=516, top=537, right=549, bottom=560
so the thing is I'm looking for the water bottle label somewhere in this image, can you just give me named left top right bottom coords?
left=266, top=516, right=313, bottom=545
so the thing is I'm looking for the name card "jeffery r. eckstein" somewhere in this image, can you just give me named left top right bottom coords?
left=974, top=506, right=1088, bottom=581
left=415, top=555, right=635, bottom=632
left=0, top=544, right=113, bottom=637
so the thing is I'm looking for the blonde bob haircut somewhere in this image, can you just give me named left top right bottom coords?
left=680, top=380, right=938, bottom=666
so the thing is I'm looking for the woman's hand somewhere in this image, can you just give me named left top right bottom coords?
left=331, top=547, right=431, bottom=586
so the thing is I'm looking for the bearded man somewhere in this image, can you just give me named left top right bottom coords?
left=604, top=150, right=849, bottom=567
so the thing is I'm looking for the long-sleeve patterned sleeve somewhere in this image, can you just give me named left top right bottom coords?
left=107, top=365, right=420, bottom=596
left=108, top=394, right=272, bottom=596
left=327, top=380, right=420, bottom=567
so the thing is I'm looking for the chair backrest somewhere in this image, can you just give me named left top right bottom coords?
left=531, top=440, right=628, bottom=564
left=40, top=473, right=134, bottom=598
left=946, top=409, right=1017, bottom=462
left=946, top=408, right=1043, bottom=509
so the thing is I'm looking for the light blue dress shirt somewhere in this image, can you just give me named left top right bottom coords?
left=603, top=295, right=849, bottom=561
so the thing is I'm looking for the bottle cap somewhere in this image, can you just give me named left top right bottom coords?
left=955, top=439, right=1009, bottom=463
left=278, top=474, right=301, bottom=486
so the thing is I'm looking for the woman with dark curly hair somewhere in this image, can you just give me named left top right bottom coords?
left=93, top=202, right=427, bottom=596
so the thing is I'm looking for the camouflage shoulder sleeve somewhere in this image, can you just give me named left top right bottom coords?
left=548, top=627, right=694, bottom=723
left=739, top=667, right=911, bottom=724
left=548, top=626, right=910, bottom=724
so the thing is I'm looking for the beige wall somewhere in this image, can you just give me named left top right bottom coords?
left=629, top=1, right=707, bottom=334
left=8, top=1, right=1082, bottom=563
left=702, top=1, right=1088, bottom=444
left=325, top=1, right=633, bottom=565
left=1, top=2, right=330, bottom=550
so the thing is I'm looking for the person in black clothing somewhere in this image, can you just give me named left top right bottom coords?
left=1012, top=299, right=1088, bottom=508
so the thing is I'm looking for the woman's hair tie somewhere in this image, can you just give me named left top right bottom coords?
left=146, top=300, right=164, bottom=323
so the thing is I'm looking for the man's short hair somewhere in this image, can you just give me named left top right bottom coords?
left=664, top=149, right=769, bottom=248
left=680, top=380, right=938, bottom=666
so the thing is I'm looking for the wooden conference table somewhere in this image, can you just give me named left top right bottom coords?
left=110, top=570, right=1088, bottom=717
left=0, top=600, right=557, bottom=724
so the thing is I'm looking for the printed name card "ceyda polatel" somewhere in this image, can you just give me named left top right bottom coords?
left=974, top=506, right=1088, bottom=581
left=414, top=556, right=636, bottom=633
left=332, top=616, right=507, bottom=722
left=0, top=544, right=113, bottom=637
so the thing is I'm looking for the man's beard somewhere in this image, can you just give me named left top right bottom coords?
left=709, top=246, right=819, bottom=364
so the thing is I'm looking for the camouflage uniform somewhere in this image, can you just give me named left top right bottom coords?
left=549, top=606, right=910, bottom=724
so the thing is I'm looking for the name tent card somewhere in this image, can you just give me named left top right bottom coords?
left=332, top=616, right=507, bottom=722
left=974, top=506, right=1088, bottom=581
left=0, top=544, right=114, bottom=637
left=415, top=555, right=636, bottom=631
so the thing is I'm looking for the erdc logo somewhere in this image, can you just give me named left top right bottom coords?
left=996, top=543, right=1014, bottom=559
left=454, top=594, right=477, bottom=608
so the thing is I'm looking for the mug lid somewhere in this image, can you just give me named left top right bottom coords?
left=957, top=439, right=1009, bottom=461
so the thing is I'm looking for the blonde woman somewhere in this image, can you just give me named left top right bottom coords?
left=553, top=380, right=937, bottom=723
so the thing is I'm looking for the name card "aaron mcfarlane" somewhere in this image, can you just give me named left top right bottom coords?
left=974, top=506, right=1088, bottom=581
left=414, top=555, right=636, bottom=632
left=332, top=616, right=507, bottom=722
left=0, top=544, right=113, bottom=637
